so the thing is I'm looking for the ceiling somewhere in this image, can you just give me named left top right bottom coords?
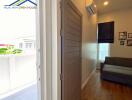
left=94, top=0, right=132, bottom=15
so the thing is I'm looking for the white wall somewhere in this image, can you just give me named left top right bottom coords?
left=15, top=55, right=36, bottom=87
left=0, top=57, right=10, bottom=94
left=98, top=8, right=132, bottom=58
left=71, top=0, right=97, bottom=86
left=0, top=55, right=36, bottom=94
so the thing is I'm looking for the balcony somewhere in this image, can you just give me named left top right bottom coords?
left=0, top=39, right=38, bottom=100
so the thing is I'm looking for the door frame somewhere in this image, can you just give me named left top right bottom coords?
left=37, top=0, right=61, bottom=100
left=37, top=0, right=52, bottom=100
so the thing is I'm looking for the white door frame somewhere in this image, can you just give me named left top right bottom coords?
left=37, top=0, right=52, bottom=100
left=51, top=0, right=61, bottom=100
left=37, top=0, right=61, bottom=100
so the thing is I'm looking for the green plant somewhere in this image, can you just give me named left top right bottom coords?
left=0, top=48, right=8, bottom=54
left=13, top=49, right=23, bottom=54
left=0, top=46, right=22, bottom=55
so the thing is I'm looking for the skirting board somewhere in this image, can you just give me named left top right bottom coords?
left=96, top=66, right=100, bottom=70
left=81, top=68, right=96, bottom=90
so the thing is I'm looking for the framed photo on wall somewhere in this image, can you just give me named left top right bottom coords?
left=119, top=31, right=127, bottom=40
left=127, top=39, right=132, bottom=46
left=128, top=33, right=132, bottom=39
left=120, top=41, right=125, bottom=45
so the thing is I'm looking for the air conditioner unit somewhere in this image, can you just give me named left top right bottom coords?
left=86, top=2, right=97, bottom=15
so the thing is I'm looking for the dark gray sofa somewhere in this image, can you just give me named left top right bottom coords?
left=101, top=57, right=132, bottom=86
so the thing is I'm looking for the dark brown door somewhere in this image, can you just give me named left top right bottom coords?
left=61, top=0, right=82, bottom=100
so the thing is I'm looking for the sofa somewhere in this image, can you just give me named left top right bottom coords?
left=100, top=57, right=132, bottom=86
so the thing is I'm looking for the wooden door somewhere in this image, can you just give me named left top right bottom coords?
left=61, top=0, right=82, bottom=100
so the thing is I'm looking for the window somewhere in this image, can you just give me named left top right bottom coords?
left=19, top=43, right=23, bottom=48
left=25, top=43, right=32, bottom=48
left=99, top=43, right=109, bottom=61
left=98, top=21, right=114, bottom=43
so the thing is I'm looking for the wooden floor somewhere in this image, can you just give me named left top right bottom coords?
left=82, top=71, right=132, bottom=100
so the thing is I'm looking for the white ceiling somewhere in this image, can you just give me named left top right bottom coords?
left=94, top=0, right=132, bottom=15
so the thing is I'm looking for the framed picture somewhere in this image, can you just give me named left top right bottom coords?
left=120, top=41, right=125, bottom=45
left=119, top=32, right=127, bottom=40
left=127, top=39, right=132, bottom=46
left=128, top=33, right=132, bottom=39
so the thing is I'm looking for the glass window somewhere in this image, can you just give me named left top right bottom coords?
left=25, top=43, right=32, bottom=48
left=99, top=43, right=109, bottom=61
left=19, top=43, right=23, bottom=48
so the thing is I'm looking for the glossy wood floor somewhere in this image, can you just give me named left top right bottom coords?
left=82, top=71, right=132, bottom=100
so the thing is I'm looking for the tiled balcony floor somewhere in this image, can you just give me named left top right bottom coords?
left=2, top=84, right=38, bottom=100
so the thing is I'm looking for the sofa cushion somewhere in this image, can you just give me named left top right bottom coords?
left=103, top=64, right=132, bottom=75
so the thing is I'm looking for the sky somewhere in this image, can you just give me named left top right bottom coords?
left=0, top=0, right=36, bottom=42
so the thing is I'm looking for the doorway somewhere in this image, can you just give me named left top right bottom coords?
left=0, top=0, right=39, bottom=100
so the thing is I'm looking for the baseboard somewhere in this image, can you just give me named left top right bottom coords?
left=96, top=66, right=100, bottom=70
left=81, top=68, right=96, bottom=90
